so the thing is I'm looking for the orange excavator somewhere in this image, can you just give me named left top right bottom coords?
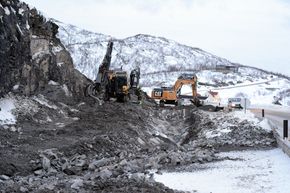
left=151, top=74, right=201, bottom=106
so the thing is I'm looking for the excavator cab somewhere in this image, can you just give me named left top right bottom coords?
left=130, top=68, right=140, bottom=89
left=104, top=71, right=129, bottom=102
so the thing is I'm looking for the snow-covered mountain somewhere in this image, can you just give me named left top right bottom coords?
left=55, top=21, right=234, bottom=83
left=54, top=20, right=290, bottom=106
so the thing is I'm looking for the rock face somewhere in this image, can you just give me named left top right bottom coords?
left=0, top=0, right=90, bottom=99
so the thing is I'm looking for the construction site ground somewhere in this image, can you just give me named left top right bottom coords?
left=0, top=90, right=277, bottom=193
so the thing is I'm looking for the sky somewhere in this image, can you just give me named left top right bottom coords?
left=23, top=0, right=290, bottom=76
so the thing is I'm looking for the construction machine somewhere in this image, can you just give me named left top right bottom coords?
left=151, top=73, right=200, bottom=107
left=85, top=40, right=140, bottom=103
left=103, top=69, right=130, bottom=102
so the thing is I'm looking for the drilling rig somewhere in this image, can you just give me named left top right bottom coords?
left=85, top=41, right=140, bottom=103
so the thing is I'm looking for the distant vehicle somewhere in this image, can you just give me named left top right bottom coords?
left=228, top=97, right=243, bottom=109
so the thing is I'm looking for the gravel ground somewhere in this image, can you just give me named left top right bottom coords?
left=0, top=91, right=276, bottom=192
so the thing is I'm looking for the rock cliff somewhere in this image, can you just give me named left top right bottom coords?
left=0, top=0, right=89, bottom=99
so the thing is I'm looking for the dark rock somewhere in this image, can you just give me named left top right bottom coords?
left=99, top=168, right=113, bottom=179
left=63, top=166, right=82, bottom=176
left=0, top=0, right=90, bottom=99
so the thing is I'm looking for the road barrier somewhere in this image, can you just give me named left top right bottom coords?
left=260, top=110, right=290, bottom=157
left=284, top=120, right=288, bottom=139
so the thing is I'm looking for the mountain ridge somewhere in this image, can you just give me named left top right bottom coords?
left=54, top=20, right=238, bottom=82
left=54, top=20, right=290, bottom=106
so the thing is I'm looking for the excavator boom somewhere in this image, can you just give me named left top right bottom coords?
left=95, top=40, right=114, bottom=91
left=85, top=40, right=141, bottom=104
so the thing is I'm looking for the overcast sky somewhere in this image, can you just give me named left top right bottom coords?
left=24, top=0, right=290, bottom=75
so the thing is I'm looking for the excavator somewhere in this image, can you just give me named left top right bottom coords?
left=85, top=40, right=140, bottom=103
left=151, top=73, right=200, bottom=107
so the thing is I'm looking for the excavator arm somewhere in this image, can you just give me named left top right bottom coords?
left=173, top=74, right=198, bottom=98
left=84, top=40, right=114, bottom=104
left=95, top=40, right=114, bottom=92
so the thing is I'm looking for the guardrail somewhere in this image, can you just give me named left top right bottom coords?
left=262, top=109, right=290, bottom=157
left=284, top=120, right=288, bottom=139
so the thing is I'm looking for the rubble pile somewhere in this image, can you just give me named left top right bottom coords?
left=0, top=95, right=276, bottom=192
left=183, top=111, right=276, bottom=150
left=0, top=0, right=90, bottom=98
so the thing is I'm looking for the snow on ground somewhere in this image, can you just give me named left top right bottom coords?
left=32, top=95, right=58, bottom=109
left=232, top=110, right=272, bottom=132
left=0, top=98, right=16, bottom=125
left=154, top=148, right=290, bottom=193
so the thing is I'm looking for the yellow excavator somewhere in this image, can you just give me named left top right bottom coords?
left=151, top=74, right=201, bottom=106
left=85, top=40, right=140, bottom=103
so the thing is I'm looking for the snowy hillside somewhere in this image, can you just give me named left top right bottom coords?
left=55, top=20, right=234, bottom=82
left=55, top=20, right=290, bottom=106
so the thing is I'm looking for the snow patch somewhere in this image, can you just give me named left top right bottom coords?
left=154, top=149, right=290, bottom=193
left=232, top=111, right=272, bottom=132
left=4, top=7, right=10, bottom=15
left=13, top=84, right=19, bottom=90
left=52, top=45, right=63, bottom=53
left=33, top=95, right=58, bottom=110
left=0, top=98, right=16, bottom=125
left=57, top=62, right=64, bottom=67
left=18, top=8, right=24, bottom=15
left=48, top=80, right=60, bottom=86
left=232, top=110, right=258, bottom=122
left=259, top=119, right=272, bottom=132
left=62, top=84, right=72, bottom=97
